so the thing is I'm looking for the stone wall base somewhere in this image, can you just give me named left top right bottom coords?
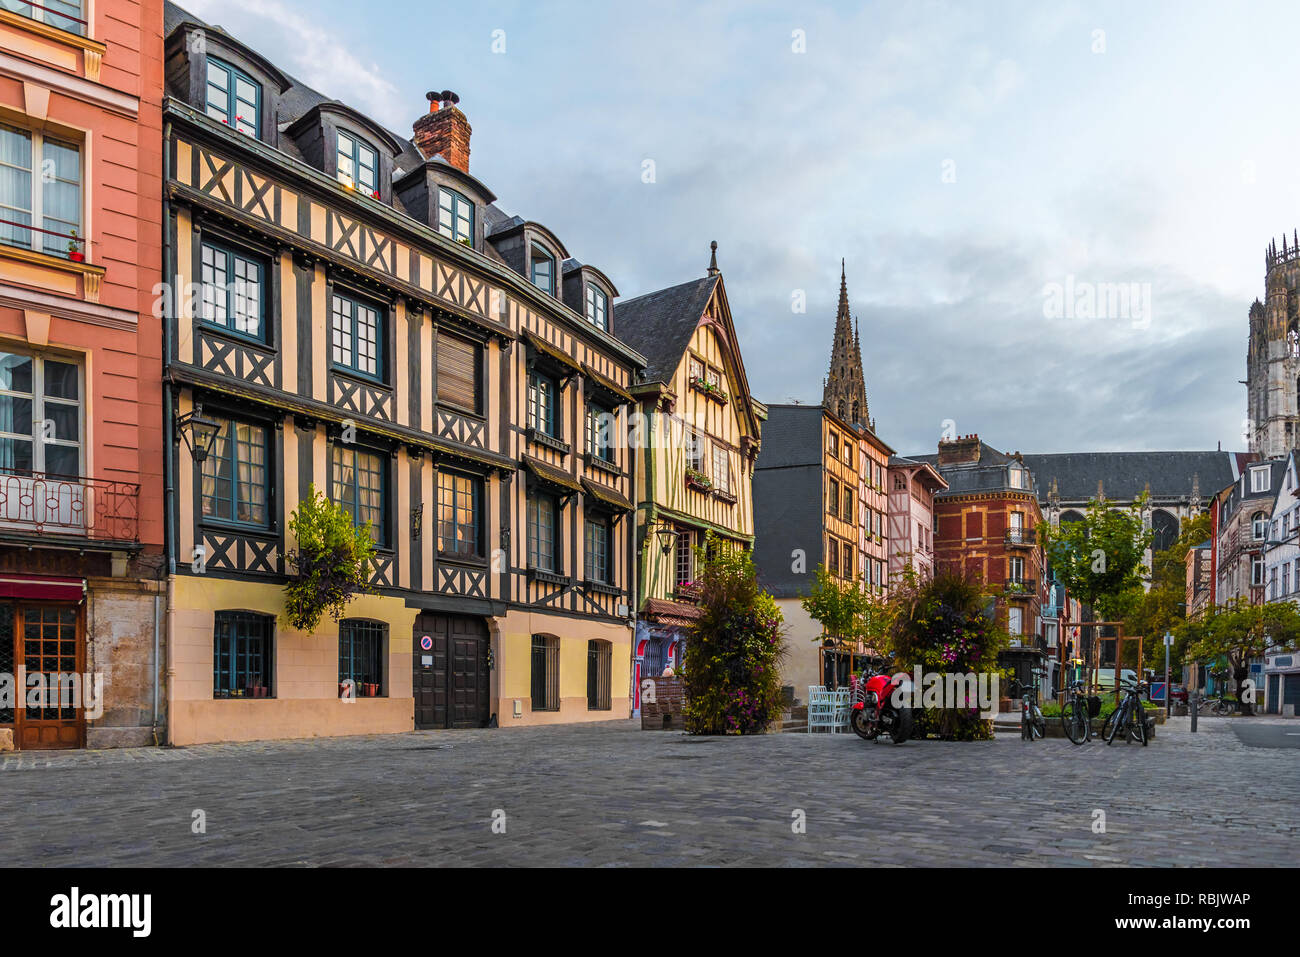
left=86, top=726, right=159, bottom=749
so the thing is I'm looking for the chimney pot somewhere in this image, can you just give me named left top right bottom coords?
left=414, top=89, right=472, bottom=173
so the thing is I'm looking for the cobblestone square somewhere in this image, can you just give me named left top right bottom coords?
left=3, top=715, right=1296, bottom=867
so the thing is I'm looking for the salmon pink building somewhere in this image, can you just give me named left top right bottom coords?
left=0, top=0, right=164, bottom=749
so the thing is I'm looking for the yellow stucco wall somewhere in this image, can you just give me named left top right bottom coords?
left=167, top=576, right=416, bottom=745
left=493, top=609, right=632, bottom=725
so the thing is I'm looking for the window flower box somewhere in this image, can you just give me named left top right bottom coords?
left=674, top=580, right=702, bottom=602
left=689, top=376, right=729, bottom=403
left=685, top=467, right=712, bottom=493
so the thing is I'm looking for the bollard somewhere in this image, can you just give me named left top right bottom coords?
left=1191, top=694, right=1197, bottom=733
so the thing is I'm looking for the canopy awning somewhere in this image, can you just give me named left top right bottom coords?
left=0, top=574, right=85, bottom=601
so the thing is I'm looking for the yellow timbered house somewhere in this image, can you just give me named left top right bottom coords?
left=614, top=245, right=766, bottom=712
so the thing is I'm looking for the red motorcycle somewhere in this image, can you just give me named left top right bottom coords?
left=849, top=661, right=914, bottom=744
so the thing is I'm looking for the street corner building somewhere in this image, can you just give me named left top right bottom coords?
left=613, top=244, right=765, bottom=715
left=751, top=264, right=903, bottom=698
left=161, top=3, right=641, bottom=744
left=0, top=0, right=166, bottom=749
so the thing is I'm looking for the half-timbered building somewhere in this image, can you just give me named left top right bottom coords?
left=614, top=245, right=765, bottom=714
left=161, top=4, right=642, bottom=743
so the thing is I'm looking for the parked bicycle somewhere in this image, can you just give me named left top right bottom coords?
left=1059, top=678, right=1097, bottom=745
left=1018, top=670, right=1046, bottom=741
left=1104, top=679, right=1150, bottom=746
left=1197, top=686, right=1236, bottom=716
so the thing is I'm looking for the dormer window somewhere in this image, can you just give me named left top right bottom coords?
left=205, top=58, right=260, bottom=137
left=437, top=186, right=474, bottom=246
left=337, top=131, right=378, bottom=194
left=530, top=244, right=554, bottom=295
left=1251, top=466, right=1270, bottom=493
left=585, top=283, right=608, bottom=331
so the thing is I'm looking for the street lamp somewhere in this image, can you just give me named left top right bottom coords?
left=175, top=402, right=222, bottom=464
left=653, top=522, right=678, bottom=553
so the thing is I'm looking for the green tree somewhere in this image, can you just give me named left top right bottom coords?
left=1113, top=513, right=1212, bottom=674
left=283, top=484, right=376, bottom=633
left=1178, top=598, right=1300, bottom=715
left=799, top=565, right=892, bottom=649
left=1041, top=494, right=1153, bottom=620
left=682, top=535, right=787, bottom=735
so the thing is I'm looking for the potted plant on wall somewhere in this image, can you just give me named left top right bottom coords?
left=282, top=483, right=376, bottom=634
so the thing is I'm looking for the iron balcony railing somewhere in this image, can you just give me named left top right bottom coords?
left=0, top=469, right=140, bottom=543
left=1005, top=527, right=1036, bottom=545
left=1004, top=577, right=1037, bottom=596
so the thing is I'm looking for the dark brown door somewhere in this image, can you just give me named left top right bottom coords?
left=413, top=613, right=488, bottom=729
left=0, top=602, right=85, bottom=750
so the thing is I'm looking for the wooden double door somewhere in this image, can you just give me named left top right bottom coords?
left=0, top=602, right=84, bottom=749
left=412, top=613, right=490, bottom=729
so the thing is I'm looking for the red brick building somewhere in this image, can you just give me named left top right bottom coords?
left=918, top=435, right=1047, bottom=648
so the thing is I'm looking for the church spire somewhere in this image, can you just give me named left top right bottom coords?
left=822, top=260, right=869, bottom=427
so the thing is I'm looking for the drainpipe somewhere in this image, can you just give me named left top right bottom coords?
left=160, top=116, right=175, bottom=745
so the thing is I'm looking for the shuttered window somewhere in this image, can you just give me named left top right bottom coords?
left=437, top=332, right=479, bottom=412
left=531, top=634, right=559, bottom=711
left=587, top=639, right=611, bottom=710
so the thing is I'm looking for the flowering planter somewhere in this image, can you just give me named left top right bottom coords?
left=68, top=251, right=85, bottom=263
left=684, top=472, right=712, bottom=493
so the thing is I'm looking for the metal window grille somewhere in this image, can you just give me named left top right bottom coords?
left=587, top=640, right=611, bottom=710
left=213, top=611, right=273, bottom=698
left=531, top=634, right=559, bottom=711
left=338, top=619, right=386, bottom=696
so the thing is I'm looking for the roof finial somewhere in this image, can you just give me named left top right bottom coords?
left=707, top=240, right=719, bottom=276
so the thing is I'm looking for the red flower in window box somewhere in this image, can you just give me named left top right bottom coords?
left=372, top=190, right=381, bottom=199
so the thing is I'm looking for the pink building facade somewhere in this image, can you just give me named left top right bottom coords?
left=886, top=456, right=947, bottom=584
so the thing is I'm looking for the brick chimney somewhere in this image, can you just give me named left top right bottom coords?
left=937, top=433, right=981, bottom=466
left=413, top=90, right=471, bottom=173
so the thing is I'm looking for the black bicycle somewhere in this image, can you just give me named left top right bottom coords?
left=1019, top=671, right=1046, bottom=741
left=1105, top=680, right=1150, bottom=746
left=1060, top=678, right=1095, bottom=745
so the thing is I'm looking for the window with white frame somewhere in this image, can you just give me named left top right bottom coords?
left=0, top=124, right=80, bottom=258
left=1251, top=467, right=1271, bottom=493
left=0, top=350, right=80, bottom=477
left=712, top=444, right=731, bottom=495
left=1252, top=556, right=1265, bottom=587
left=1008, top=607, right=1023, bottom=635
left=1252, top=512, right=1268, bottom=541
left=336, top=131, right=378, bottom=195
left=585, top=283, right=608, bottom=331
left=437, top=186, right=473, bottom=245
left=2, top=0, right=85, bottom=36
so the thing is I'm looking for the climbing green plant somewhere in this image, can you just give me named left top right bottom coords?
left=283, top=484, right=376, bottom=633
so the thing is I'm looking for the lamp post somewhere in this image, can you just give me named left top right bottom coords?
left=1164, top=631, right=1173, bottom=716
left=174, top=401, right=222, bottom=464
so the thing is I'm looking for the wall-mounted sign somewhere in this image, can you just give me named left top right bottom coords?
left=421, top=655, right=433, bottom=666
left=420, top=635, right=433, bottom=651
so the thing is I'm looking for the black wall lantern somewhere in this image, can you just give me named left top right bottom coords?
left=175, top=401, right=222, bottom=463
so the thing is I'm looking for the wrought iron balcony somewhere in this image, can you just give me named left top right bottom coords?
left=1005, top=527, right=1036, bottom=546
left=0, top=469, right=140, bottom=544
left=1003, top=577, right=1037, bottom=597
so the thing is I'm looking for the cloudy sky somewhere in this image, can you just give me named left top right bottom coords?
left=181, top=0, right=1294, bottom=456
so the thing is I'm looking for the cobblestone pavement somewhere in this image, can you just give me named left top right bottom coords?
left=2, top=715, right=1296, bottom=866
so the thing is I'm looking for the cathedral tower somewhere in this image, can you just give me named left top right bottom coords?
left=1248, top=232, right=1300, bottom=458
left=823, top=260, right=870, bottom=428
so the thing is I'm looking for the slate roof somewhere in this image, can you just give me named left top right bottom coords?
left=755, top=405, right=825, bottom=470
left=165, top=2, right=573, bottom=277
left=908, top=443, right=1029, bottom=497
left=752, top=461, right=823, bottom=599
left=1018, top=451, right=1237, bottom=503
left=612, top=276, right=718, bottom=383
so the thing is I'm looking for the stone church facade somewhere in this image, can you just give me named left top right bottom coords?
left=1247, top=233, right=1300, bottom=459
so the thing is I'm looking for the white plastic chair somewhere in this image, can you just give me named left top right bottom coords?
left=807, top=686, right=836, bottom=734
left=831, top=688, right=852, bottom=732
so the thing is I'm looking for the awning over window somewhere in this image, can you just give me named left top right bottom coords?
left=0, top=575, right=85, bottom=601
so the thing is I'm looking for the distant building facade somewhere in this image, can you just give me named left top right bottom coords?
left=886, top=456, right=947, bottom=584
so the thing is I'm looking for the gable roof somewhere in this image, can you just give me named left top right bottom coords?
left=756, top=405, right=825, bottom=469
left=613, top=276, right=718, bottom=383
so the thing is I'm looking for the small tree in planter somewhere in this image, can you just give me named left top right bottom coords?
left=283, top=484, right=376, bottom=633
left=799, top=565, right=892, bottom=679
left=1179, top=599, right=1300, bottom=716
left=682, top=535, right=787, bottom=734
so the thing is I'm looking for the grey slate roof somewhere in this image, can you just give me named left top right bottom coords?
left=752, top=462, right=823, bottom=600
left=1019, top=451, right=1236, bottom=503
left=908, top=443, right=1028, bottom=497
left=755, top=405, right=824, bottom=470
left=612, top=276, right=718, bottom=383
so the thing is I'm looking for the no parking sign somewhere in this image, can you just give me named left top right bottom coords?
left=420, top=635, right=433, bottom=651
